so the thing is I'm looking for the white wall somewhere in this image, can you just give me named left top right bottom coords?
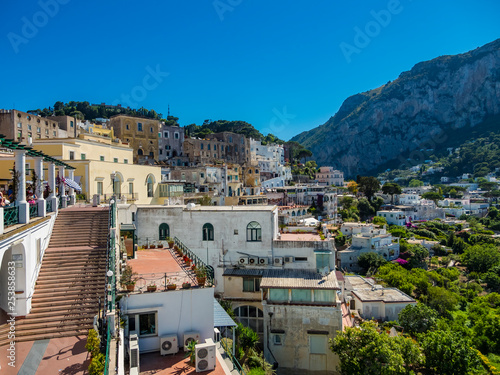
left=0, top=214, right=57, bottom=316
left=121, top=287, right=214, bottom=353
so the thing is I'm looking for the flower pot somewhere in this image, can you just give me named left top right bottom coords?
left=182, top=283, right=191, bottom=289
left=126, top=284, right=135, bottom=292
left=168, top=241, right=175, bottom=248
left=167, top=284, right=176, bottom=290
left=147, top=285, right=157, bottom=292
left=197, top=277, right=206, bottom=286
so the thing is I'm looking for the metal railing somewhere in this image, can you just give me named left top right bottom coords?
left=4, top=206, right=19, bottom=227
left=174, top=237, right=215, bottom=286
left=221, top=338, right=247, bottom=375
left=29, top=204, right=38, bottom=218
left=101, top=193, right=138, bottom=203
left=132, top=271, right=192, bottom=292
left=46, top=200, right=53, bottom=213
left=104, top=197, right=117, bottom=375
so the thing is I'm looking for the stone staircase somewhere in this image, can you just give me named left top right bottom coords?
left=0, top=208, right=109, bottom=346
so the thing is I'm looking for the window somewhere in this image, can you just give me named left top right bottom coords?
left=137, top=122, right=143, bottom=131
left=174, top=132, right=179, bottom=139
left=158, top=132, right=162, bottom=138
left=70, top=120, right=74, bottom=127
left=81, top=153, right=86, bottom=160
left=37, top=127, right=41, bottom=133
left=201, top=143, right=204, bottom=150
left=100, top=156, right=105, bottom=161
left=164, top=131, right=169, bottom=138
left=17, top=122, right=22, bottom=128
left=147, top=175, right=154, bottom=197
left=221, top=145, right=224, bottom=151
left=247, top=222, right=262, bottom=242
left=53, top=131, right=56, bottom=136
left=28, top=125, right=31, bottom=130
left=150, top=127, right=153, bottom=132
left=309, top=335, right=327, bottom=354
left=273, top=335, right=283, bottom=345
left=315, top=252, right=331, bottom=273
left=269, top=288, right=288, bottom=302
left=233, top=306, right=264, bottom=333
left=114, top=158, right=118, bottom=163
left=207, top=144, right=211, bottom=151
left=129, top=182, right=134, bottom=195
left=126, top=124, right=129, bottom=130
left=159, top=223, right=170, bottom=240
left=124, top=159, right=128, bottom=164
left=243, top=278, right=260, bottom=292
left=203, top=223, right=214, bottom=241
left=97, top=181, right=103, bottom=195
left=137, top=312, right=156, bottom=336
left=291, top=289, right=311, bottom=302
left=214, top=145, right=217, bottom=151
left=69, top=151, right=75, bottom=160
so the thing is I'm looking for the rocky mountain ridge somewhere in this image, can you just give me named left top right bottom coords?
left=292, top=39, right=500, bottom=177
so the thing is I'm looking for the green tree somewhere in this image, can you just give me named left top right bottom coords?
left=357, top=176, right=381, bottom=201
left=382, top=182, right=402, bottom=204
left=409, top=179, right=424, bottom=187
left=357, top=198, right=375, bottom=220
left=330, top=321, right=423, bottom=375
left=426, top=286, right=459, bottom=316
left=339, top=196, right=354, bottom=211
left=421, top=191, right=443, bottom=204
left=420, top=330, right=481, bottom=375
left=398, top=303, right=438, bottom=335
left=372, top=216, right=387, bottom=225
left=461, top=244, right=500, bottom=273
left=357, top=252, right=387, bottom=274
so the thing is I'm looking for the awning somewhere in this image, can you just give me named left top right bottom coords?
left=64, top=178, right=82, bottom=191
left=214, top=299, right=237, bottom=328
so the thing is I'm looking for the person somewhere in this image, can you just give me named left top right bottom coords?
left=0, top=192, right=5, bottom=207
left=7, top=185, right=13, bottom=202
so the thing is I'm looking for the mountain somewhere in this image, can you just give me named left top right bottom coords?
left=291, top=39, right=500, bottom=177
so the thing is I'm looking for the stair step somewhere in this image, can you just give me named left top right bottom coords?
left=32, top=297, right=99, bottom=308
left=34, top=287, right=103, bottom=299
left=30, top=303, right=100, bottom=315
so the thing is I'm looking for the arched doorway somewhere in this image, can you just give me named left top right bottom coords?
left=159, top=223, right=170, bottom=240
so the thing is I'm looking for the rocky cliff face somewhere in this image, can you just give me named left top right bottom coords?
left=292, top=39, right=500, bottom=176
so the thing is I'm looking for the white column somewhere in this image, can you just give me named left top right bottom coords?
left=14, top=149, right=29, bottom=224
left=68, top=169, right=76, bottom=205
left=59, top=166, right=67, bottom=208
left=48, top=162, right=58, bottom=212
left=34, top=157, right=46, bottom=217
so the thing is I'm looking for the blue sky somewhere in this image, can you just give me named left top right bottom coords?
left=1, top=0, right=499, bottom=140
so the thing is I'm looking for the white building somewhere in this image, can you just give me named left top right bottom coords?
left=315, top=167, right=344, bottom=187
left=376, top=210, right=407, bottom=226
left=397, top=193, right=421, bottom=206
left=344, top=276, right=416, bottom=322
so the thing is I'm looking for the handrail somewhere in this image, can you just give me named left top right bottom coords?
left=104, top=197, right=117, bottom=375
left=221, top=337, right=247, bottom=375
left=173, top=237, right=214, bottom=286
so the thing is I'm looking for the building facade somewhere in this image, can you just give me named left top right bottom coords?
left=158, top=124, right=184, bottom=161
left=109, top=115, right=160, bottom=164
left=0, top=109, right=61, bottom=145
left=315, top=167, right=344, bottom=187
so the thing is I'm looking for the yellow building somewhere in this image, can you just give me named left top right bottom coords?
left=88, top=123, right=114, bottom=139
left=22, top=135, right=164, bottom=204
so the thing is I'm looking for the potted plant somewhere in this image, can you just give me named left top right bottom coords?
left=147, top=282, right=157, bottom=292
left=182, top=282, right=191, bottom=289
left=157, top=242, right=164, bottom=249
left=120, top=265, right=138, bottom=292
left=168, top=238, right=175, bottom=248
left=167, top=283, right=177, bottom=290
left=195, top=266, right=207, bottom=286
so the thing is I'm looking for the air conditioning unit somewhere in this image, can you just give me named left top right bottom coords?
left=160, top=335, right=179, bottom=355
left=258, top=257, right=268, bottom=265
left=183, top=332, right=200, bottom=351
left=239, top=257, right=249, bottom=265
left=129, top=335, right=140, bottom=374
left=248, top=256, right=258, bottom=265
left=195, top=340, right=216, bottom=372
left=273, top=257, right=283, bottom=265
left=284, top=256, right=295, bottom=263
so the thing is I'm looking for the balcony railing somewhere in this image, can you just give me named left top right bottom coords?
left=29, top=203, right=38, bottom=218
left=174, top=237, right=215, bottom=287
left=101, top=193, right=138, bottom=203
left=46, top=200, right=53, bottom=213
left=4, top=206, right=19, bottom=227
